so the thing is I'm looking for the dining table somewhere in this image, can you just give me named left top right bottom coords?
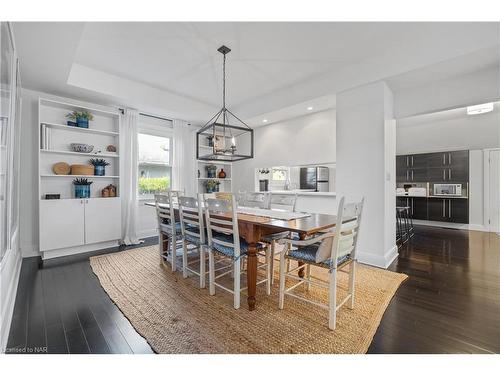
left=145, top=201, right=340, bottom=311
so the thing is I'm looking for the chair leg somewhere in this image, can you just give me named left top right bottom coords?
left=270, top=241, right=276, bottom=285
left=233, top=258, right=241, bottom=309
left=348, top=261, right=356, bottom=309
left=328, top=269, right=337, bottom=330
left=306, top=264, right=311, bottom=291
left=208, top=250, right=215, bottom=296
left=182, top=240, right=188, bottom=278
left=200, top=245, right=206, bottom=289
left=265, top=246, right=271, bottom=295
left=278, top=253, right=286, bottom=309
left=171, top=233, right=177, bottom=272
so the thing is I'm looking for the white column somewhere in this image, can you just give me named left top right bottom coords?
left=336, top=81, right=397, bottom=268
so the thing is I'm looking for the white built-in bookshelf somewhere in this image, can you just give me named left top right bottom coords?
left=38, top=97, right=122, bottom=259
left=196, top=141, right=232, bottom=194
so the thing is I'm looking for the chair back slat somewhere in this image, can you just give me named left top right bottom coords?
left=329, top=197, right=364, bottom=267
left=204, top=194, right=241, bottom=257
left=155, top=192, right=179, bottom=236
left=178, top=194, right=205, bottom=244
left=270, top=193, right=297, bottom=212
left=239, top=192, right=271, bottom=209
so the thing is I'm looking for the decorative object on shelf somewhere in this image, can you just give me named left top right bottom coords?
left=70, top=164, right=94, bottom=176
left=205, top=164, right=217, bottom=178
left=197, top=169, right=201, bottom=178
left=45, top=194, right=60, bottom=200
left=73, top=178, right=93, bottom=198
left=101, top=184, right=117, bottom=197
left=66, top=121, right=78, bottom=127
left=66, top=110, right=94, bottom=128
left=204, top=179, right=220, bottom=193
left=218, top=168, right=227, bottom=179
left=52, top=162, right=70, bottom=175
left=71, top=143, right=94, bottom=153
left=106, top=144, right=117, bottom=152
left=196, top=45, right=253, bottom=162
left=89, top=158, right=110, bottom=176
left=258, top=168, right=270, bottom=175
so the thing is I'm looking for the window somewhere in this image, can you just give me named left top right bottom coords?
left=137, top=115, right=173, bottom=198
left=271, top=167, right=288, bottom=181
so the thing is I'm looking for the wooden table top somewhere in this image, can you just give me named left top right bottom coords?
left=145, top=201, right=340, bottom=235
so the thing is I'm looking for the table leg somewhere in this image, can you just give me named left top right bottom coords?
left=246, top=243, right=258, bottom=311
left=298, top=233, right=306, bottom=278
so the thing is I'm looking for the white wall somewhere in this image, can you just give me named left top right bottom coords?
left=232, top=109, right=336, bottom=193
left=397, top=108, right=500, bottom=230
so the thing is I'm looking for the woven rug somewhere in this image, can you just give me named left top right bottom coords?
left=90, top=245, right=407, bottom=354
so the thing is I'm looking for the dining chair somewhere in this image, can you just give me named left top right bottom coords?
left=261, top=193, right=298, bottom=285
left=155, top=190, right=183, bottom=272
left=278, top=196, right=364, bottom=330
left=239, top=192, right=271, bottom=209
left=204, top=194, right=272, bottom=309
left=178, top=194, right=208, bottom=288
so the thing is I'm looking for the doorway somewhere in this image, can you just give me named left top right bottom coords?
left=487, top=150, right=500, bottom=233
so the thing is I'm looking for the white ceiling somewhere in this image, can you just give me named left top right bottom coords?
left=12, top=22, right=500, bottom=125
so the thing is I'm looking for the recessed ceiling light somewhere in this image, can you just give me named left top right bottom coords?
left=262, top=119, right=268, bottom=123
left=467, top=102, right=494, bottom=115
left=307, top=106, right=313, bottom=111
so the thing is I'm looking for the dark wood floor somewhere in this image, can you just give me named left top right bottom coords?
left=6, top=226, right=500, bottom=354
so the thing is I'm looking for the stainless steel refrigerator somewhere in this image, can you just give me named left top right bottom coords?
left=299, top=166, right=329, bottom=192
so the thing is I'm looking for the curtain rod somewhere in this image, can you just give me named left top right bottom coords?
left=118, top=108, right=172, bottom=122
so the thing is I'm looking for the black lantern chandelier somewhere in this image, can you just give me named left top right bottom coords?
left=196, top=45, right=254, bottom=162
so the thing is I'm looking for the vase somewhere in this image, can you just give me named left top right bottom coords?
left=74, top=184, right=91, bottom=198
left=218, top=168, right=226, bottom=178
left=94, top=165, right=105, bottom=176
left=77, top=117, right=89, bottom=128
left=206, top=166, right=217, bottom=178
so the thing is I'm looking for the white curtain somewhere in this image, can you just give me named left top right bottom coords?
left=172, top=119, right=196, bottom=196
left=120, top=108, right=142, bottom=245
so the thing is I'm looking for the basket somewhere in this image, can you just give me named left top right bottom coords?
left=70, top=164, right=95, bottom=176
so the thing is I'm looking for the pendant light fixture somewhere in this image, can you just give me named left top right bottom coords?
left=196, top=45, right=254, bottom=162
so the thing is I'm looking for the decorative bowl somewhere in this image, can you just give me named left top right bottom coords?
left=71, top=143, right=94, bottom=153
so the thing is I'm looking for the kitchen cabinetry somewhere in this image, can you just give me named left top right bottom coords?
left=396, top=155, right=428, bottom=182
left=40, top=198, right=121, bottom=252
left=396, top=196, right=428, bottom=220
left=427, top=198, right=468, bottom=223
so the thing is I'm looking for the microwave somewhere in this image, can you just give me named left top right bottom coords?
left=433, top=184, right=462, bottom=196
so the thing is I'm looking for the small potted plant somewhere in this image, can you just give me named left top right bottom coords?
left=205, top=164, right=217, bottom=178
left=66, top=111, right=94, bottom=128
left=204, top=179, right=220, bottom=193
left=73, top=178, right=93, bottom=198
left=89, top=158, right=110, bottom=176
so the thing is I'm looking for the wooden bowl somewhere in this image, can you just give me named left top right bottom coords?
left=52, top=162, right=70, bottom=175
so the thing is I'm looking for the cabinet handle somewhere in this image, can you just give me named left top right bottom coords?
left=406, top=170, right=409, bottom=181
left=449, top=153, right=452, bottom=165
left=442, top=199, right=445, bottom=217
left=411, top=198, right=414, bottom=215
left=443, top=169, right=446, bottom=180
left=411, top=170, right=414, bottom=180
left=406, top=156, right=409, bottom=167
left=412, top=156, right=414, bottom=166
left=443, top=154, right=445, bottom=165
left=449, top=169, right=451, bottom=180
left=448, top=199, right=451, bottom=218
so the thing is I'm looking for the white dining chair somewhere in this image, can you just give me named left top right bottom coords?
left=261, top=193, right=298, bottom=285
left=178, top=194, right=208, bottom=288
left=204, top=194, right=272, bottom=309
left=239, top=192, right=271, bottom=209
left=278, top=196, right=364, bottom=330
left=154, top=190, right=183, bottom=272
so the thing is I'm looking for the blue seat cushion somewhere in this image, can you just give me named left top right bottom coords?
left=183, top=225, right=205, bottom=245
left=211, top=233, right=264, bottom=258
left=160, top=221, right=182, bottom=235
left=287, top=244, right=351, bottom=268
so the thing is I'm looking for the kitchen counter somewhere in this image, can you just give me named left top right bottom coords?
left=397, top=194, right=468, bottom=199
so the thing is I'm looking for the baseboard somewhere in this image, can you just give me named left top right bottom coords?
left=0, top=248, right=22, bottom=353
left=413, top=220, right=489, bottom=232
left=41, top=240, right=119, bottom=260
left=357, top=245, right=398, bottom=269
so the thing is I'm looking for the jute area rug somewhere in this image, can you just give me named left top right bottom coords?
left=90, top=245, right=407, bottom=354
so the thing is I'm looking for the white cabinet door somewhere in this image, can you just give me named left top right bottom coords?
left=40, top=199, right=85, bottom=251
left=84, top=198, right=121, bottom=244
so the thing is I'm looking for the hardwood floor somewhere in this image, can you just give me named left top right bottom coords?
left=6, top=226, right=500, bottom=354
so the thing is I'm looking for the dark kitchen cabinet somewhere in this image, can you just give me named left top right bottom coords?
left=396, top=197, right=427, bottom=220
left=427, top=198, right=469, bottom=223
left=409, top=154, right=428, bottom=168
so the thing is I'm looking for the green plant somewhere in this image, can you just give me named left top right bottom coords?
left=138, top=177, right=170, bottom=194
left=73, top=178, right=93, bottom=185
left=204, top=179, right=220, bottom=190
left=66, top=110, right=94, bottom=121
left=89, top=158, right=110, bottom=167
